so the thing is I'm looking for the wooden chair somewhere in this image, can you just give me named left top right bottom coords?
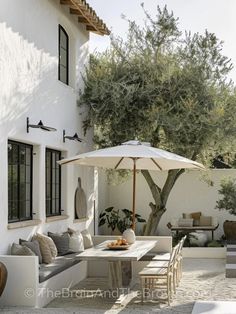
left=139, top=244, right=179, bottom=305
left=175, top=235, right=186, bottom=283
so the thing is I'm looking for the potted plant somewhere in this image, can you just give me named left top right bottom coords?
left=98, top=207, right=146, bottom=235
left=216, top=177, right=236, bottom=241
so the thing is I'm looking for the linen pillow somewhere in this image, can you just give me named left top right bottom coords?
left=68, top=232, right=84, bottom=253
left=182, top=213, right=192, bottom=219
left=81, top=229, right=93, bottom=249
left=19, top=239, right=42, bottom=263
left=33, top=233, right=57, bottom=264
left=178, top=218, right=193, bottom=227
left=11, top=243, right=35, bottom=256
left=199, top=216, right=212, bottom=226
left=191, top=212, right=202, bottom=220
left=48, top=232, right=70, bottom=256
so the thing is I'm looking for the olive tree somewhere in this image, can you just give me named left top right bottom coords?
left=79, top=5, right=236, bottom=235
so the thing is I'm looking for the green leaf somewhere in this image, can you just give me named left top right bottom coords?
left=98, top=218, right=106, bottom=226
left=105, top=207, right=114, bottom=212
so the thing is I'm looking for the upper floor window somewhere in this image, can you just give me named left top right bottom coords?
left=8, top=140, right=33, bottom=223
left=46, top=149, right=61, bottom=217
left=58, top=25, right=69, bottom=85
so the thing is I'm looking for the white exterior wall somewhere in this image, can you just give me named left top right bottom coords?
left=98, top=169, right=236, bottom=239
left=0, top=0, right=96, bottom=254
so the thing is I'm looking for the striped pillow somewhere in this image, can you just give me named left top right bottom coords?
left=33, top=233, right=57, bottom=264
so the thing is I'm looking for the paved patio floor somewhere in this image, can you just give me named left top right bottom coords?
left=1, top=258, right=236, bottom=314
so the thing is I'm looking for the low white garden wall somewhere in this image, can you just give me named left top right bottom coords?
left=98, top=169, right=236, bottom=240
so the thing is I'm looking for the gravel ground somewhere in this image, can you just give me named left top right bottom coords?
left=1, top=258, right=236, bottom=314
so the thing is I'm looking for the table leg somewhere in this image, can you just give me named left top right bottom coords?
left=108, top=261, right=132, bottom=289
left=108, top=261, right=122, bottom=289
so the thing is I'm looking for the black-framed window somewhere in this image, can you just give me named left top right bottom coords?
left=46, top=149, right=61, bottom=217
left=58, top=25, right=69, bottom=85
left=8, top=140, right=33, bottom=223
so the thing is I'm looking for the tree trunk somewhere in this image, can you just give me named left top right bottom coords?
left=141, top=169, right=185, bottom=235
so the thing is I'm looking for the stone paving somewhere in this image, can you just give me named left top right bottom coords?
left=2, top=258, right=236, bottom=314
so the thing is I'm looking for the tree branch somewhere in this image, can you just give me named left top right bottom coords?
left=161, top=169, right=185, bottom=205
left=141, top=170, right=161, bottom=210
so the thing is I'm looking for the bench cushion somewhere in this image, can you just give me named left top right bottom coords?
left=39, top=253, right=81, bottom=283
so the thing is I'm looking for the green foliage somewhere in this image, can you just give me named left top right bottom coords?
left=98, top=207, right=146, bottom=233
left=216, top=177, right=236, bottom=215
left=79, top=4, right=236, bottom=234
left=80, top=5, right=236, bottom=163
left=206, top=240, right=224, bottom=247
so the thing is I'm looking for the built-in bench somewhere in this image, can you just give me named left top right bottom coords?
left=0, top=235, right=172, bottom=308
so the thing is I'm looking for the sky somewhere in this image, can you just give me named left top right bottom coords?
left=88, top=0, right=236, bottom=83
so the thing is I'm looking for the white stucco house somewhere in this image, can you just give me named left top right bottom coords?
left=0, top=0, right=109, bottom=255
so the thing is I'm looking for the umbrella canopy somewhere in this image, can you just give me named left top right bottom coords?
left=58, top=141, right=205, bottom=229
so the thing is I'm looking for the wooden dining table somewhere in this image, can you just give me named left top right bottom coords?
left=77, top=240, right=157, bottom=289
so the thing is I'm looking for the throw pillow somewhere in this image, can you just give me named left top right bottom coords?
left=33, top=233, right=57, bottom=264
left=48, top=232, right=70, bottom=256
left=67, top=227, right=78, bottom=236
left=191, top=212, right=202, bottom=220
left=81, top=229, right=93, bottom=249
left=182, top=213, right=191, bottom=219
left=178, top=218, right=193, bottom=227
left=68, top=232, right=84, bottom=253
left=199, top=216, right=212, bottom=226
left=19, top=239, right=42, bottom=263
left=11, top=243, right=35, bottom=256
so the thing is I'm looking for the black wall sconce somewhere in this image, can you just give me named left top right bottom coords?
left=27, top=117, right=57, bottom=133
left=63, top=129, right=84, bottom=142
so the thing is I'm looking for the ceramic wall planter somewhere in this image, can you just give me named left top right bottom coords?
left=0, top=262, right=8, bottom=296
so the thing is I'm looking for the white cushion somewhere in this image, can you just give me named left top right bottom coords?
left=69, top=233, right=84, bottom=253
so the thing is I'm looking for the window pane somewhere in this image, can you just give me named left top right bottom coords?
left=25, top=201, right=31, bottom=218
left=20, top=147, right=26, bottom=165
left=20, top=165, right=26, bottom=182
left=8, top=143, right=12, bottom=164
left=52, top=199, right=55, bottom=214
left=26, top=165, right=31, bottom=184
left=20, top=183, right=26, bottom=201
left=8, top=141, right=32, bottom=223
left=19, top=201, right=26, bottom=219
left=60, top=29, right=67, bottom=49
left=26, top=147, right=31, bottom=165
left=59, top=65, right=67, bottom=84
left=26, top=184, right=31, bottom=200
left=12, top=144, right=18, bottom=164
left=11, top=201, right=18, bottom=220
left=60, top=48, right=67, bottom=67
left=45, top=149, right=61, bottom=216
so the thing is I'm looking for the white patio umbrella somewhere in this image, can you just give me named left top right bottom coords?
left=58, top=140, right=205, bottom=229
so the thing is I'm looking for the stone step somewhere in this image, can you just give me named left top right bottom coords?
left=226, top=244, right=236, bottom=249
left=226, top=256, right=236, bottom=264
left=226, top=263, right=236, bottom=278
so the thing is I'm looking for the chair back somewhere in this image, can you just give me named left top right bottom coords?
left=179, top=235, right=187, bottom=253
left=168, top=243, right=179, bottom=270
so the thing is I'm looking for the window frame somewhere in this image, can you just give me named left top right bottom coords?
left=8, top=140, right=33, bottom=223
left=58, top=24, right=69, bottom=85
left=45, top=148, right=62, bottom=217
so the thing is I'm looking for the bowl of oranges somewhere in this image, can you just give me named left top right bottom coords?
left=107, top=238, right=130, bottom=250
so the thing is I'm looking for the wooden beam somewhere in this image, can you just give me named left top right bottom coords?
left=78, top=17, right=89, bottom=23
left=60, top=0, right=110, bottom=35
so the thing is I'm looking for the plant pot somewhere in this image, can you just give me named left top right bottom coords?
left=223, top=220, right=236, bottom=241
left=0, top=262, right=8, bottom=296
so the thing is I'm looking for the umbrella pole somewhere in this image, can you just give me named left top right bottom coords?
left=132, top=158, right=137, bottom=230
